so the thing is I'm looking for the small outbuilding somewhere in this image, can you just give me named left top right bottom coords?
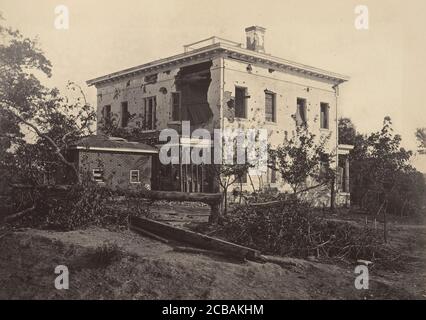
left=68, top=135, right=158, bottom=190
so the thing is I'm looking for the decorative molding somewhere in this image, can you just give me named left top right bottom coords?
left=87, top=42, right=349, bottom=87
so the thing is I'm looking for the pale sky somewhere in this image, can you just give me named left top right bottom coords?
left=1, top=0, right=426, bottom=171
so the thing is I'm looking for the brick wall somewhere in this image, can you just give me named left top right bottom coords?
left=78, top=150, right=152, bottom=190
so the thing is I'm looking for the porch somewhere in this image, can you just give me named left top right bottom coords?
left=151, top=137, right=217, bottom=193
left=336, top=144, right=354, bottom=207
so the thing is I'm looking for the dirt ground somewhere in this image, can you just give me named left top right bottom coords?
left=1, top=215, right=425, bottom=299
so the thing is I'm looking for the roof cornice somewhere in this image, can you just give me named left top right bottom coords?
left=87, top=42, right=349, bottom=86
left=221, top=43, right=349, bottom=83
left=70, top=145, right=158, bottom=154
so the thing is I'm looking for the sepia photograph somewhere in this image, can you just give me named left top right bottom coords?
left=0, top=0, right=425, bottom=306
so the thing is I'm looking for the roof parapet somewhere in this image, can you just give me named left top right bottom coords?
left=87, top=40, right=349, bottom=87
left=183, top=36, right=242, bottom=53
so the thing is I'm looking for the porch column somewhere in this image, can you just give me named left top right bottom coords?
left=345, top=157, right=350, bottom=193
left=179, top=145, right=183, bottom=192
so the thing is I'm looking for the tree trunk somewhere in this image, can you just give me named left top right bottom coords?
left=223, top=188, right=228, bottom=215
left=330, top=179, right=335, bottom=213
left=209, top=203, right=221, bottom=224
left=238, top=181, right=242, bottom=204
left=138, top=190, right=222, bottom=204
left=383, top=200, right=388, bottom=243
left=248, top=174, right=257, bottom=198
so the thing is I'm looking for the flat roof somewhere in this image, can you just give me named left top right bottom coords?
left=70, top=135, right=158, bottom=154
left=87, top=37, right=349, bottom=86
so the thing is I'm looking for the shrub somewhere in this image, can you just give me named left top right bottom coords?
left=88, top=241, right=122, bottom=268
left=71, top=241, right=122, bottom=270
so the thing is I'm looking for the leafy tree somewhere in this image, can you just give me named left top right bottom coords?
left=268, top=126, right=333, bottom=194
left=97, top=110, right=160, bottom=146
left=415, top=128, right=426, bottom=153
left=340, top=117, right=424, bottom=218
left=209, top=137, right=254, bottom=217
left=0, top=19, right=96, bottom=185
left=338, top=117, right=357, bottom=145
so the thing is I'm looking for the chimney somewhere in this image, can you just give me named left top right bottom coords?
left=245, top=26, right=266, bottom=53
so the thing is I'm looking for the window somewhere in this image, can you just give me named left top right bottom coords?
left=92, top=168, right=104, bottom=183
left=296, top=98, right=307, bottom=126
left=103, top=105, right=111, bottom=123
left=320, top=103, right=329, bottom=129
left=171, top=92, right=181, bottom=121
left=121, top=101, right=129, bottom=127
left=144, top=74, right=158, bottom=84
left=143, top=96, right=157, bottom=130
left=265, top=91, right=276, bottom=122
left=130, top=170, right=140, bottom=183
left=235, top=87, right=247, bottom=118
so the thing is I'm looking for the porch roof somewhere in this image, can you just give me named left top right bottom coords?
left=338, top=144, right=354, bottom=155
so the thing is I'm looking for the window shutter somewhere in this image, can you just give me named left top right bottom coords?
left=235, top=87, right=246, bottom=118
left=265, top=92, right=275, bottom=122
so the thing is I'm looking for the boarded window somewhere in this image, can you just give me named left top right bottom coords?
left=171, top=92, right=181, bottom=121
left=103, top=105, right=111, bottom=123
left=320, top=103, right=329, bottom=129
left=296, top=98, right=307, bottom=126
left=92, top=168, right=104, bottom=183
left=265, top=91, right=276, bottom=122
left=235, top=87, right=247, bottom=118
left=143, top=96, right=157, bottom=130
left=130, top=170, right=140, bottom=183
left=121, top=101, right=129, bottom=127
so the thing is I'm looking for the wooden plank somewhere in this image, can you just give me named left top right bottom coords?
left=173, top=246, right=229, bottom=258
left=129, top=216, right=260, bottom=260
left=129, top=224, right=170, bottom=244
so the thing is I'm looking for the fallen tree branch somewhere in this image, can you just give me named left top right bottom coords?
left=3, top=205, right=36, bottom=223
left=3, top=105, right=80, bottom=183
left=11, top=184, right=75, bottom=191
left=249, top=182, right=328, bottom=207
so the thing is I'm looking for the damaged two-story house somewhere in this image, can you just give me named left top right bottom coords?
left=86, top=26, right=353, bottom=206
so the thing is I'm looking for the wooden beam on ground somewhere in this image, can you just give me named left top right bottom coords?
left=11, top=184, right=74, bottom=191
left=173, top=246, right=227, bottom=258
left=139, top=190, right=222, bottom=205
left=129, top=216, right=261, bottom=261
left=129, top=224, right=170, bottom=244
